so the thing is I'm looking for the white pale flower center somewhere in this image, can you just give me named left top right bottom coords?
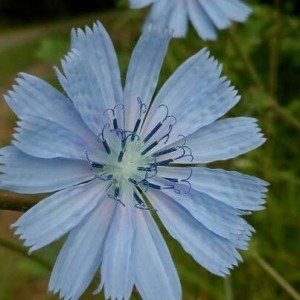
left=113, top=141, right=146, bottom=183
left=118, top=144, right=140, bottom=177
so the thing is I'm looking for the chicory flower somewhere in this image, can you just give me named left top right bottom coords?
left=0, top=22, right=267, bottom=299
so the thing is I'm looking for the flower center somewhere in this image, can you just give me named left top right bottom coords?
left=85, top=99, right=193, bottom=209
left=114, top=139, right=147, bottom=183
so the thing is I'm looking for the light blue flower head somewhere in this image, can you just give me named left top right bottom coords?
left=130, top=0, right=252, bottom=39
left=0, top=22, right=267, bottom=300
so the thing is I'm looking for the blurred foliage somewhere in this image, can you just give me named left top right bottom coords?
left=0, top=0, right=299, bottom=26
left=0, top=1, right=300, bottom=300
left=35, top=37, right=69, bottom=61
left=0, top=0, right=117, bottom=24
left=257, top=0, right=300, bottom=16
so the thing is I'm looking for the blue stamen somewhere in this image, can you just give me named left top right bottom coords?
left=162, top=177, right=178, bottom=182
left=113, top=118, right=118, bottom=130
left=133, top=192, right=144, bottom=206
left=131, top=118, right=141, bottom=141
left=141, top=141, right=158, bottom=156
left=152, top=158, right=174, bottom=167
left=108, top=185, right=125, bottom=206
left=152, top=147, right=177, bottom=157
left=143, top=123, right=162, bottom=143
left=118, top=150, right=125, bottom=162
left=85, top=150, right=103, bottom=169
left=128, top=178, right=138, bottom=185
left=102, top=140, right=111, bottom=154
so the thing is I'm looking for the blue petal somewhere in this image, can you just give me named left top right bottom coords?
left=189, top=167, right=268, bottom=211
left=123, top=24, right=171, bottom=131
left=212, top=0, right=252, bottom=23
left=57, top=22, right=123, bottom=135
left=13, top=116, right=102, bottom=160
left=71, top=22, right=123, bottom=110
left=49, top=197, right=116, bottom=300
left=167, top=188, right=254, bottom=249
left=199, top=0, right=251, bottom=31
left=187, top=0, right=217, bottom=40
left=148, top=188, right=243, bottom=276
left=144, top=0, right=188, bottom=38
left=4, top=73, right=96, bottom=140
left=200, top=0, right=232, bottom=29
left=144, top=49, right=239, bottom=144
left=56, top=50, right=112, bottom=135
left=186, top=117, right=266, bottom=163
left=12, top=180, right=109, bottom=253
left=0, top=146, right=94, bottom=193
left=99, top=185, right=135, bottom=300
left=134, top=208, right=181, bottom=300
left=13, top=116, right=97, bottom=159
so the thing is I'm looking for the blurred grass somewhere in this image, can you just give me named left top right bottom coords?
left=0, top=3, right=300, bottom=300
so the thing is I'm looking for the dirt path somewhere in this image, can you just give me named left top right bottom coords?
left=0, top=27, right=46, bottom=52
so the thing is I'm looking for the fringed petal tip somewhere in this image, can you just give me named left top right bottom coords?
left=10, top=225, right=36, bottom=255
left=10, top=222, right=18, bottom=230
left=70, top=21, right=111, bottom=49
left=3, top=73, right=27, bottom=102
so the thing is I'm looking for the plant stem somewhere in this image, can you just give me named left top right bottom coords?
left=269, top=0, right=281, bottom=98
left=0, top=236, right=52, bottom=270
left=227, top=27, right=264, bottom=91
left=0, top=191, right=42, bottom=211
left=224, top=276, right=234, bottom=300
left=267, top=99, right=300, bottom=131
left=252, top=253, right=300, bottom=300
